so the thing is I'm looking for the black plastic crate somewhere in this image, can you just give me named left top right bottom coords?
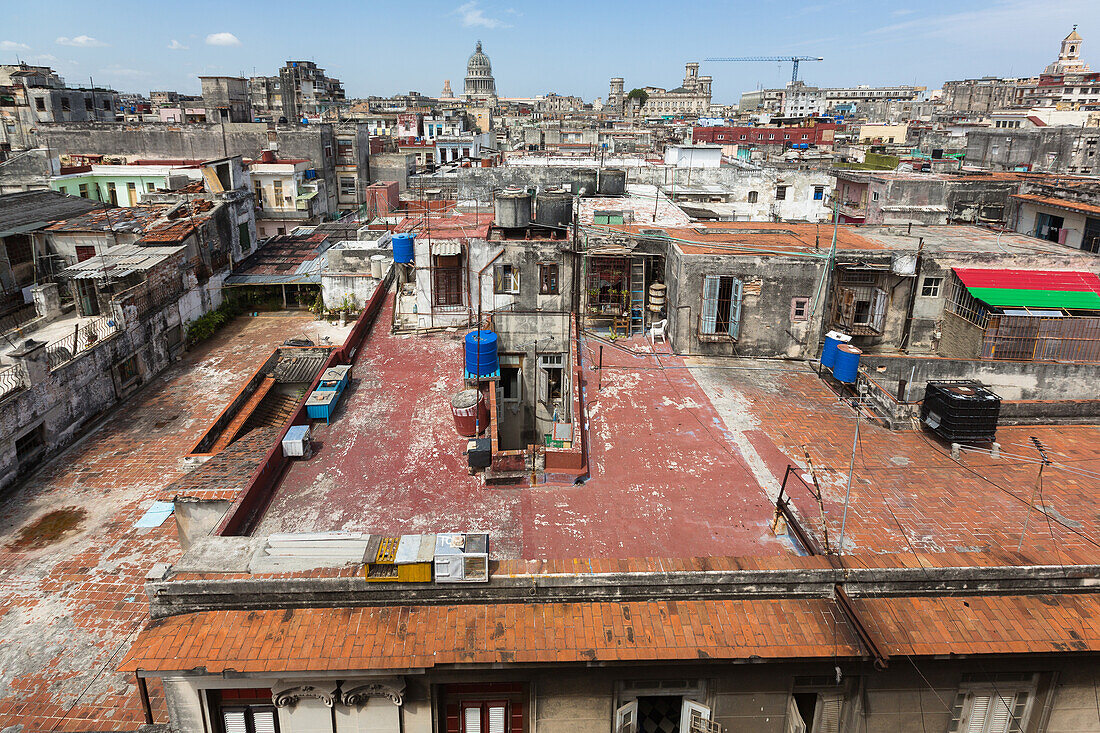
left=921, top=381, right=1001, bottom=443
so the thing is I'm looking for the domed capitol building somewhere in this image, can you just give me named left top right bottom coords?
left=463, top=41, right=497, bottom=105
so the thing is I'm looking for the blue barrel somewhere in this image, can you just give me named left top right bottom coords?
left=392, top=234, right=415, bottom=264
left=832, top=344, right=861, bottom=383
left=464, top=330, right=499, bottom=376
left=820, top=331, right=848, bottom=369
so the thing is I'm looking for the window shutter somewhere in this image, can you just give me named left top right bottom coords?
left=785, top=696, right=807, bottom=733
left=1007, top=691, right=1028, bottom=733
left=965, top=694, right=992, bottom=733
left=813, top=693, right=842, bottom=733
left=987, top=695, right=1015, bottom=733
left=615, top=700, right=638, bottom=733
left=701, top=275, right=719, bottom=334
left=464, top=705, right=483, bottom=733
left=488, top=704, right=507, bottom=733
left=222, top=711, right=248, bottom=733
left=947, top=692, right=967, bottom=732
left=510, top=701, right=524, bottom=733
left=252, top=709, right=277, bottom=733
left=729, top=277, right=743, bottom=339
left=446, top=703, right=461, bottom=733
left=871, top=288, right=888, bottom=331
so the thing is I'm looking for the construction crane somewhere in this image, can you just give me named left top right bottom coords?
left=705, top=56, right=824, bottom=84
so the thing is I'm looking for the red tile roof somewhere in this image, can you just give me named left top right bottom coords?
left=119, top=592, right=1100, bottom=675
left=1012, top=193, right=1100, bottom=217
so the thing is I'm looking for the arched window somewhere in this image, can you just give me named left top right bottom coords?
left=748, top=191, right=759, bottom=203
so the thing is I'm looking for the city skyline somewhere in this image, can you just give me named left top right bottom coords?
left=3, top=0, right=1100, bottom=102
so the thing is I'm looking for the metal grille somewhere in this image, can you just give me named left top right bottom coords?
left=46, top=316, right=121, bottom=370
left=946, top=274, right=993, bottom=328
left=433, top=266, right=463, bottom=308
left=0, top=363, right=28, bottom=401
left=0, top=303, right=38, bottom=335
left=982, top=315, right=1100, bottom=362
left=587, top=257, right=630, bottom=315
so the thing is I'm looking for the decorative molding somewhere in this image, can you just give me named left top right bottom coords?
left=341, top=677, right=406, bottom=707
left=271, top=681, right=338, bottom=708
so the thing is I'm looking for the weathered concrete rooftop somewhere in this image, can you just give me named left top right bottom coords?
left=254, top=295, right=790, bottom=559
left=251, top=292, right=1100, bottom=562
left=618, top=222, right=1079, bottom=256
left=0, top=313, right=327, bottom=730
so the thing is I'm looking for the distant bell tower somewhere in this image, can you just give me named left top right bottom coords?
left=683, top=62, right=700, bottom=90
left=1061, top=25, right=1082, bottom=61
left=1045, top=26, right=1089, bottom=74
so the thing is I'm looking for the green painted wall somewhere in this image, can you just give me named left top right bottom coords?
left=50, top=173, right=170, bottom=206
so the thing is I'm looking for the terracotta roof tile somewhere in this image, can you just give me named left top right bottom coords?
left=120, top=592, right=1100, bottom=675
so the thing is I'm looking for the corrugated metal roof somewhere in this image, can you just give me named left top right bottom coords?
left=965, top=287, right=1100, bottom=310
left=954, top=268, right=1100, bottom=292
left=431, top=241, right=462, bottom=255
left=63, top=244, right=185, bottom=279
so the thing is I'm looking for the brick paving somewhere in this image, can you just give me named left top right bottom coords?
left=0, top=313, right=319, bottom=730
left=693, top=363, right=1100, bottom=560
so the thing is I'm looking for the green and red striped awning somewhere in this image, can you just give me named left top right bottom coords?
left=953, top=268, right=1100, bottom=310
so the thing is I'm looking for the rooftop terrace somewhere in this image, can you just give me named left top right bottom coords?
left=253, top=295, right=791, bottom=559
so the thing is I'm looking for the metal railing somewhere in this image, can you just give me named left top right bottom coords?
left=982, top=314, right=1100, bottom=363
left=0, top=303, right=38, bottom=335
left=0, top=363, right=28, bottom=401
left=112, top=279, right=183, bottom=320
left=46, top=316, right=121, bottom=370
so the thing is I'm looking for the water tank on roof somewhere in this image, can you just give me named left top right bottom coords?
left=570, top=168, right=598, bottom=196
left=597, top=168, right=626, bottom=195
left=921, top=381, right=1001, bottom=444
left=494, top=187, right=532, bottom=228
left=820, top=331, right=851, bottom=369
left=535, top=190, right=574, bottom=229
left=392, top=234, right=415, bottom=264
left=451, top=389, right=489, bottom=437
left=832, top=344, right=861, bottom=384
left=464, top=330, right=499, bottom=377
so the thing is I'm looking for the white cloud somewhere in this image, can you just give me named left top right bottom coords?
left=167, top=39, right=188, bottom=50
left=31, top=54, right=59, bottom=63
left=0, top=40, right=31, bottom=52
left=453, top=2, right=509, bottom=29
left=100, top=65, right=149, bottom=79
left=56, top=35, right=108, bottom=48
left=205, top=32, right=241, bottom=47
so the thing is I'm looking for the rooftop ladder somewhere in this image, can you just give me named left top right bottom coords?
left=629, top=259, right=645, bottom=336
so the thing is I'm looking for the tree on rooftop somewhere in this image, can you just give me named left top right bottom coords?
left=626, top=88, right=649, bottom=105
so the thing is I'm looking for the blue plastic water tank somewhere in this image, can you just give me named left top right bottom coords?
left=464, top=330, right=499, bottom=376
left=832, top=344, right=861, bottom=383
left=820, top=330, right=849, bottom=369
left=392, top=234, right=415, bottom=264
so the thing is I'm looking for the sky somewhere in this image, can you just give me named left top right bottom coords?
left=3, top=0, right=1100, bottom=104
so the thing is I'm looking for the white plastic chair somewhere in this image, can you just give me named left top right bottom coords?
left=649, top=318, right=668, bottom=344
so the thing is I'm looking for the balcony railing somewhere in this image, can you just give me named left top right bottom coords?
left=0, top=363, right=28, bottom=402
left=46, top=316, right=121, bottom=371
left=0, top=303, right=38, bottom=336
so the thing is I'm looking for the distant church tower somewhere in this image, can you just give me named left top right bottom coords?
left=441, top=79, right=454, bottom=99
left=1045, top=26, right=1090, bottom=74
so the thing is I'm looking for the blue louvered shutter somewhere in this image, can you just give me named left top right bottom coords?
left=702, top=275, right=719, bottom=334
left=729, top=277, right=743, bottom=339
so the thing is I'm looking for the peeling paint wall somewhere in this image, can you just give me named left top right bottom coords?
left=0, top=278, right=223, bottom=493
